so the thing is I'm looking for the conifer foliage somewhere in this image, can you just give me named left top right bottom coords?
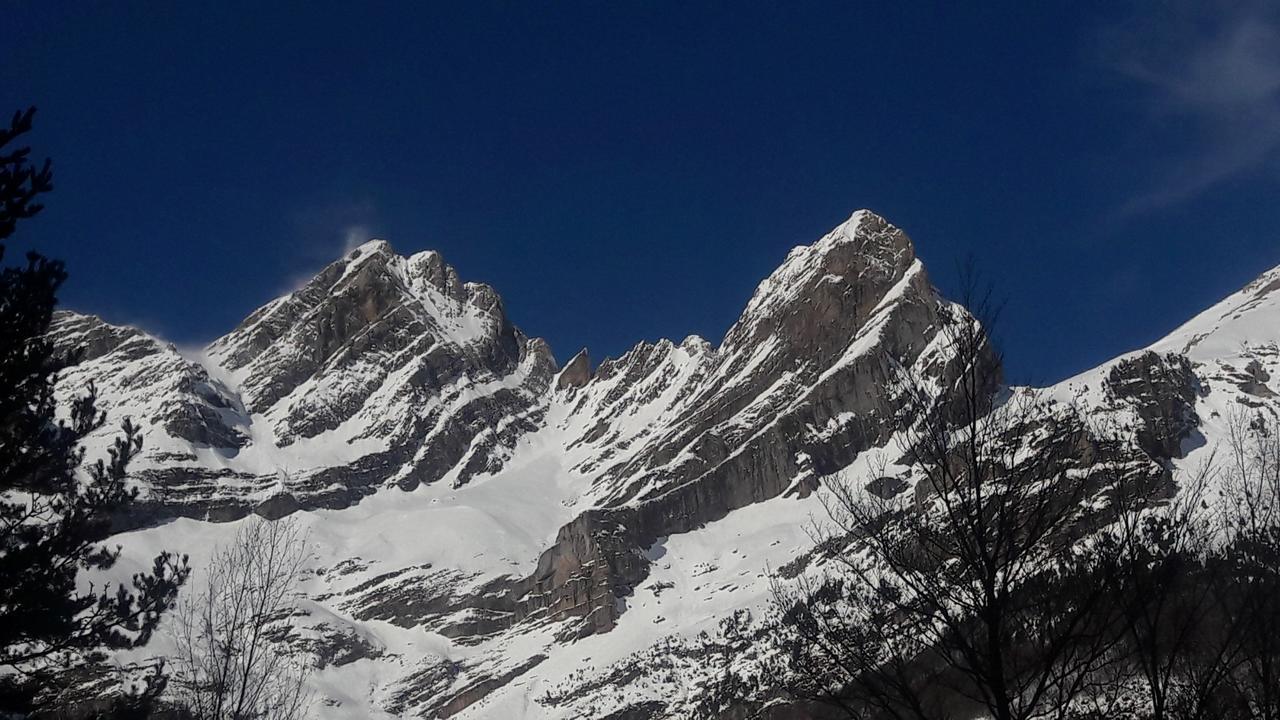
left=0, top=107, right=189, bottom=712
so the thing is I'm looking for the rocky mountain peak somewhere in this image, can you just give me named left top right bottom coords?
left=714, top=209, right=926, bottom=394
left=555, top=348, right=592, bottom=390
left=204, top=241, right=530, bottom=416
left=346, top=237, right=393, bottom=255
left=405, top=249, right=465, bottom=300
left=74, top=242, right=553, bottom=510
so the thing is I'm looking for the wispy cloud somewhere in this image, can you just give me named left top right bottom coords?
left=290, top=197, right=381, bottom=254
left=341, top=224, right=376, bottom=254
left=1101, top=2, right=1280, bottom=214
left=282, top=198, right=383, bottom=292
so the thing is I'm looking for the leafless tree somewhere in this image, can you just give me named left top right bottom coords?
left=170, top=517, right=312, bottom=720
left=767, top=283, right=1132, bottom=720
left=1213, top=407, right=1280, bottom=720
left=763, top=568, right=952, bottom=720
left=1090, top=452, right=1238, bottom=720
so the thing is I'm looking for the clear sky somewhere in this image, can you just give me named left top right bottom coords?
left=4, top=2, right=1279, bottom=384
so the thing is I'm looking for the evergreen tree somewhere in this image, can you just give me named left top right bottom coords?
left=0, top=107, right=189, bottom=713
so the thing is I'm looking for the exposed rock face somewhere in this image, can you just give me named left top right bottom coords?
left=511, top=508, right=648, bottom=635
left=1104, top=351, right=1202, bottom=458
left=555, top=349, right=591, bottom=390
left=52, top=213, right=1280, bottom=719
left=1240, top=359, right=1274, bottom=397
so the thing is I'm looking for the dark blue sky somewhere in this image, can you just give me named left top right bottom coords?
left=4, top=2, right=1280, bottom=384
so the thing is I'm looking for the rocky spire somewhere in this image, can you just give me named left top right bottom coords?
left=555, top=348, right=592, bottom=390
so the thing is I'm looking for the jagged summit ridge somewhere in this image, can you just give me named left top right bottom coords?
left=55, top=209, right=959, bottom=532
left=206, top=238, right=529, bottom=405
left=206, top=237, right=548, bottom=441
left=576, top=210, right=955, bottom=507
left=57, top=241, right=557, bottom=522
left=57, top=210, right=1045, bottom=718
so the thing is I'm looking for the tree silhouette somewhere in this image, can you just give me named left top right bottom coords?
left=0, top=107, right=189, bottom=713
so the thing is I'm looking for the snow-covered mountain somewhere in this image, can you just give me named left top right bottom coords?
left=52, top=211, right=1280, bottom=718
